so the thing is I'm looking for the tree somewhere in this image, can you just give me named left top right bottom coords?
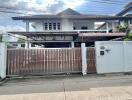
left=124, top=33, right=132, bottom=41
left=17, top=38, right=26, bottom=43
left=117, top=24, right=129, bottom=33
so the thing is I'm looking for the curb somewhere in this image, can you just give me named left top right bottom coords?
left=0, top=78, right=9, bottom=86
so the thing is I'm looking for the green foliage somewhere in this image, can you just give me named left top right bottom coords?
left=17, top=38, right=25, bottom=43
left=124, top=33, right=132, bottom=41
left=117, top=24, right=129, bottom=32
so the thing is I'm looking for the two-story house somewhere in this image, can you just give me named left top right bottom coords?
left=9, top=8, right=132, bottom=48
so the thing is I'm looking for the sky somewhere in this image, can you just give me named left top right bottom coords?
left=0, top=0, right=131, bottom=34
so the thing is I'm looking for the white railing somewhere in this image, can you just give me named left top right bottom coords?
left=73, top=30, right=108, bottom=33
left=40, top=29, right=108, bottom=33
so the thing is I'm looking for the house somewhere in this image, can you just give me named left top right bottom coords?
left=98, top=2, right=132, bottom=32
left=116, top=1, right=132, bottom=33
left=9, top=8, right=132, bottom=48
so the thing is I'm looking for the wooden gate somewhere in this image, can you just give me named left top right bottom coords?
left=6, top=48, right=82, bottom=76
left=87, top=47, right=96, bottom=73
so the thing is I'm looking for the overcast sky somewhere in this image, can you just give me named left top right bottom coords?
left=0, top=0, right=131, bottom=33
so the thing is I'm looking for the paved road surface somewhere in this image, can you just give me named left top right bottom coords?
left=0, top=74, right=132, bottom=100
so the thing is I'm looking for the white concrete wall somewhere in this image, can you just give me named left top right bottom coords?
left=61, top=19, right=73, bottom=31
left=33, top=21, right=43, bottom=31
left=0, top=43, right=7, bottom=78
left=95, top=41, right=132, bottom=74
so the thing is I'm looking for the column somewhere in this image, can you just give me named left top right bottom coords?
left=25, top=41, right=29, bottom=48
left=71, top=41, right=74, bottom=48
left=0, top=43, right=7, bottom=79
left=106, top=22, right=109, bottom=33
left=25, top=21, right=29, bottom=48
left=26, top=21, right=29, bottom=32
left=81, top=43, right=87, bottom=75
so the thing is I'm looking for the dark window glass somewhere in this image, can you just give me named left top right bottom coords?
left=44, top=23, right=48, bottom=30
left=31, top=44, right=35, bottom=47
left=49, top=23, right=52, bottom=30
left=21, top=44, right=25, bottom=47
left=81, top=26, right=88, bottom=30
left=73, top=27, right=76, bottom=30
left=57, top=23, right=61, bottom=30
left=53, top=23, right=56, bottom=30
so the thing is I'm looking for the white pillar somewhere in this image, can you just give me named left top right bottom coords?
left=81, top=43, right=87, bottom=75
left=25, top=41, right=29, bottom=48
left=25, top=21, right=29, bottom=48
left=106, top=22, right=109, bottom=33
left=0, top=43, right=7, bottom=79
left=29, top=43, right=31, bottom=48
left=71, top=41, right=74, bottom=48
left=26, top=21, right=29, bottom=32
left=17, top=44, right=21, bottom=48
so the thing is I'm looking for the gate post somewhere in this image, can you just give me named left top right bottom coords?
left=81, top=43, right=87, bottom=75
left=0, top=43, right=7, bottom=79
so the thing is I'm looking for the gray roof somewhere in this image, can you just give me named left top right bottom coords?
left=116, top=2, right=132, bottom=16
left=57, top=8, right=81, bottom=15
left=12, top=8, right=132, bottom=20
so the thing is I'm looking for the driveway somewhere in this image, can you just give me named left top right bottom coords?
left=0, top=74, right=132, bottom=100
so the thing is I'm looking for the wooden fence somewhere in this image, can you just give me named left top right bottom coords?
left=6, top=47, right=96, bottom=76
left=7, top=48, right=82, bottom=75
left=87, top=48, right=96, bottom=73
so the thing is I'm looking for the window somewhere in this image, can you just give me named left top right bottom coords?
left=44, top=23, right=48, bottom=30
left=73, top=27, right=76, bottom=30
left=21, top=44, right=25, bottom=47
left=81, top=26, right=88, bottom=30
left=43, top=22, right=61, bottom=30
left=49, top=23, right=52, bottom=30
left=57, top=23, right=61, bottom=30
left=31, top=44, right=36, bottom=47
left=53, top=23, right=56, bottom=30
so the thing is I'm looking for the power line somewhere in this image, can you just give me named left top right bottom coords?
left=99, top=0, right=126, bottom=3
left=0, top=10, right=32, bottom=15
left=89, top=0, right=126, bottom=5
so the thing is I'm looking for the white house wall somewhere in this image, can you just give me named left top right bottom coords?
left=33, top=21, right=43, bottom=31
left=32, top=20, right=95, bottom=31
left=61, top=19, right=73, bottom=31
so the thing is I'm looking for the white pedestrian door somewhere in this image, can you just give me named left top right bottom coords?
left=96, top=42, right=124, bottom=73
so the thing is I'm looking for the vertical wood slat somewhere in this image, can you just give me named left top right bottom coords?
left=87, top=48, right=96, bottom=73
left=7, top=48, right=82, bottom=75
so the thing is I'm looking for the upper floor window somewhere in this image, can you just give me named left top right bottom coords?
left=57, top=23, right=61, bottom=30
left=44, top=23, right=48, bottom=30
left=49, top=23, right=52, bottom=30
left=43, top=22, right=61, bottom=30
left=53, top=23, right=56, bottom=30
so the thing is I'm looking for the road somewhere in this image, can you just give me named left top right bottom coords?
left=0, top=74, right=132, bottom=100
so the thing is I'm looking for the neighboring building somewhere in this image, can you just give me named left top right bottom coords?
left=9, top=8, right=132, bottom=48
left=117, top=1, right=132, bottom=33
left=97, top=2, right=132, bottom=32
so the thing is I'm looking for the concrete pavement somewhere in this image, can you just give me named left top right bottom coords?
left=0, top=74, right=132, bottom=100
